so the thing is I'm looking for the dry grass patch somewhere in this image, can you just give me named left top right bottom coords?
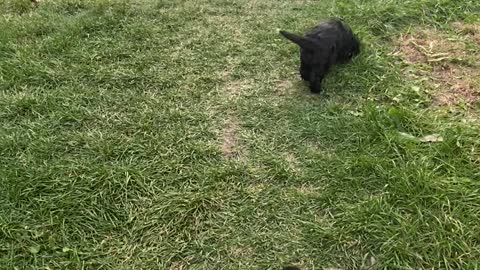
left=282, top=152, right=302, bottom=174
left=276, top=79, right=294, bottom=92
left=294, top=184, right=324, bottom=196
left=245, top=183, right=266, bottom=195
left=398, top=28, right=467, bottom=64
left=221, top=115, right=248, bottom=161
left=206, top=15, right=245, bottom=42
left=221, top=116, right=239, bottom=158
left=224, top=79, right=254, bottom=100
left=274, top=78, right=301, bottom=96
left=229, top=245, right=254, bottom=257
left=452, top=22, right=480, bottom=46
left=396, top=26, right=480, bottom=107
left=432, top=66, right=479, bottom=106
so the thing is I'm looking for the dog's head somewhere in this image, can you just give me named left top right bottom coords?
left=335, top=33, right=361, bottom=64
left=348, top=34, right=361, bottom=58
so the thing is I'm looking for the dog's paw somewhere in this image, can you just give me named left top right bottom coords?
left=309, top=84, right=322, bottom=94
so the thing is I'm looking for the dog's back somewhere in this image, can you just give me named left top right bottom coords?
left=306, top=19, right=360, bottom=63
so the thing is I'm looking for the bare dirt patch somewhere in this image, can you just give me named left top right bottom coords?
left=431, top=64, right=479, bottom=106
left=277, top=79, right=293, bottom=90
left=219, top=77, right=250, bottom=160
left=272, top=75, right=313, bottom=97
left=221, top=115, right=247, bottom=161
left=222, top=116, right=239, bottom=158
left=396, top=25, right=480, bottom=107
left=398, top=29, right=467, bottom=64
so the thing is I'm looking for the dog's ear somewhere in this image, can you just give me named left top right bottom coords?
left=279, top=31, right=318, bottom=50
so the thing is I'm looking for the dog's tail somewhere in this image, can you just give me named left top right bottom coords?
left=279, top=30, right=317, bottom=49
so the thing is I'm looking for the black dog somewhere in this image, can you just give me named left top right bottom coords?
left=280, top=19, right=360, bottom=94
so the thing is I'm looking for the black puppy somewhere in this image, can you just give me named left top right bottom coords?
left=280, top=19, right=360, bottom=94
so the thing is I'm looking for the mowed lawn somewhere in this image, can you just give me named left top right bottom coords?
left=1, top=0, right=480, bottom=269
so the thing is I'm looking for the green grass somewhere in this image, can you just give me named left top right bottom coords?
left=1, top=0, right=480, bottom=269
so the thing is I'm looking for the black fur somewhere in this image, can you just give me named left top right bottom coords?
left=280, top=19, right=360, bottom=94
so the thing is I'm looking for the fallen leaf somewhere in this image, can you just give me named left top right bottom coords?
left=348, top=110, right=363, bottom=117
left=29, top=245, right=40, bottom=254
left=398, top=132, right=417, bottom=140
left=411, top=86, right=421, bottom=92
left=419, top=134, right=444, bottom=143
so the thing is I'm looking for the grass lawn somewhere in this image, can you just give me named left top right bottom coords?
left=1, top=0, right=480, bottom=269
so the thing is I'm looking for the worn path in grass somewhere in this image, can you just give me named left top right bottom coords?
left=1, top=0, right=480, bottom=269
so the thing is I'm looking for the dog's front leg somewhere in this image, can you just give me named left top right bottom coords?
left=309, top=67, right=324, bottom=94
left=300, top=62, right=311, bottom=81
